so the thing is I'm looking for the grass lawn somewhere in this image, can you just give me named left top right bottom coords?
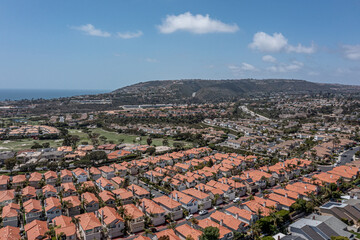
left=0, top=128, right=193, bottom=151
left=0, top=138, right=63, bottom=151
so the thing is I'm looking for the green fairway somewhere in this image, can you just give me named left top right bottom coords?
left=0, top=128, right=193, bottom=151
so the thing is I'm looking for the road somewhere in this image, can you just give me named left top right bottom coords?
left=318, top=146, right=359, bottom=172
left=239, top=105, right=271, bottom=121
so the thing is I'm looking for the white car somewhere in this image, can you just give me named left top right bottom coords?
left=186, top=214, right=193, bottom=220
left=199, top=210, right=208, bottom=215
left=233, top=197, right=240, bottom=203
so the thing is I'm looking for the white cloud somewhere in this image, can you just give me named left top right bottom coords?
left=287, top=43, right=315, bottom=54
left=267, top=61, right=304, bottom=73
left=262, top=55, right=277, bottom=63
left=145, top=58, right=158, bottom=63
left=249, top=31, right=315, bottom=54
left=157, top=12, right=239, bottom=34
left=117, top=30, right=143, bottom=39
left=249, top=32, right=288, bottom=52
left=229, top=63, right=258, bottom=74
left=342, top=44, right=360, bottom=60
left=72, top=24, right=111, bottom=37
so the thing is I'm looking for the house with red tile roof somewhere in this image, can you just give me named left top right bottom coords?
left=98, top=166, right=115, bottom=180
left=44, top=171, right=57, bottom=186
left=72, top=168, right=88, bottom=183
left=0, top=175, right=9, bottom=190
left=53, top=215, right=76, bottom=240
left=87, top=167, right=101, bottom=180
left=11, top=175, right=26, bottom=189
left=197, top=218, right=233, bottom=240
left=153, top=195, right=183, bottom=220
left=42, top=184, right=57, bottom=198
left=28, top=172, right=42, bottom=188
left=61, top=182, right=77, bottom=197
left=156, top=229, right=181, bottom=240
left=123, top=204, right=145, bottom=233
left=98, top=206, right=124, bottom=238
left=77, top=212, right=102, bottom=240
left=23, top=199, right=42, bottom=223
left=2, top=203, right=20, bottom=227
left=44, top=197, right=61, bottom=221
left=60, top=169, right=73, bottom=183
left=139, top=198, right=166, bottom=226
left=0, top=190, right=15, bottom=206
left=182, top=188, right=212, bottom=210
left=112, top=188, right=134, bottom=205
left=175, top=224, right=203, bottom=240
left=62, top=195, right=81, bottom=217
left=24, top=220, right=49, bottom=240
left=210, top=210, right=247, bottom=232
left=98, top=190, right=115, bottom=207
left=170, top=190, right=198, bottom=214
left=81, top=192, right=99, bottom=212
left=127, top=184, right=150, bottom=199
left=96, top=177, right=114, bottom=191
left=22, top=186, right=37, bottom=202
left=225, top=206, right=256, bottom=225
left=267, top=193, right=296, bottom=210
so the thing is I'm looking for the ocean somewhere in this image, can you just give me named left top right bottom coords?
left=0, top=89, right=109, bottom=101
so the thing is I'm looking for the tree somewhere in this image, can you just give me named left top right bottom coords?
left=5, top=157, right=17, bottom=172
left=186, top=235, right=195, bottom=240
left=147, top=137, right=153, bottom=146
left=200, top=226, right=220, bottom=240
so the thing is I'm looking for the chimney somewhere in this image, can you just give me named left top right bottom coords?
left=285, top=193, right=288, bottom=198
left=142, top=201, right=145, bottom=213
left=247, top=173, right=249, bottom=178
left=220, top=219, right=223, bottom=226
left=312, top=215, right=315, bottom=220
left=236, top=213, right=239, bottom=219
left=53, top=220, right=56, bottom=227
left=278, top=236, right=281, bottom=240
left=304, top=185, right=307, bottom=190
left=263, top=201, right=266, bottom=207
left=175, top=193, right=178, bottom=201
left=197, top=185, right=200, bottom=191
left=202, top=185, right=205, bottom=192
left=221, top=179, right=224, bottom=184
left=132, top=185, right=135, bottom=194
left=101, top=210, right=104, bottom=224
left=225, top=178, right=228, bottom=184
left=330, top=175, right=333, bottom=179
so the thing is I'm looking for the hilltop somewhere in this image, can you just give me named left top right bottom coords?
left=108, top=79, right=358, bottom=104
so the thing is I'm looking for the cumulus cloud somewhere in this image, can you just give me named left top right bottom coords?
left=117, top=30, right=143, bottom=39
left=342, top=44, right=360, bottom=60
left=262, top=55, right=277, bottom=63
left=157, top=12, right=239, bottom=34
left=267, top=61, right=304, bottom=73
left=249, top=32, right=315, bottom=54
left=72, top=24, right=111, bottom=37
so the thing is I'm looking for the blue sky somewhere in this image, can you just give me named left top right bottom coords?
left=1, top=0, right=360, bottom=90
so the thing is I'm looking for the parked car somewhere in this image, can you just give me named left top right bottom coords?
left=233, top=197, right=240, bottom=203
left=186, top=214, right=194, bottom=220
left=199, top=210, right=208, bottom=215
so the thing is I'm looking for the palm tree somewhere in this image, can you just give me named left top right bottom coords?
left=62, top=200, right=73, bottom=216
left=143, top=228, right=153, bottom=237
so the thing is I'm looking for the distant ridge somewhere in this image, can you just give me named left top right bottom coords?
left=106, top=79, right=359, bottom=104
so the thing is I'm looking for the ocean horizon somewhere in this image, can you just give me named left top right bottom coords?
left=0, top=89, right=110, bottom=101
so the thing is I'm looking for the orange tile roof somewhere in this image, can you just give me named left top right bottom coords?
left=62, top=196, right=81, bottom=207
left=2, top=203, right=20, bottom=218
left=99, top=190, right=115, bottom=203
left=60, top=169, right=73, bottom=178
left=23, top=199, right=42, bottom=213
left=153, top=195, right=182, bottom=210
left=0, top=190, right=15, bottom=203
left=24, top=220, right=48, bottom=240
left=175, top=224, right=202, bottom=240
left=53, top=215, right=76, bottom=237
left=226, top=206, right=253, bottom=221
left=127, top=184, right=150, bottom=196
left=45, top=197, right=61, bottom=212
left=44, top=171, right=57, bottom=180
left=123, top=204, right=144, bottom=219
left=267, top=193, right=295, bottom=207
left=0, top=226, right=21, bottom=240
left=210, top=210, right=246, bottom=230
left=141, top=199, right=165, bottom=215
left=182, top=188, right=210, bottom=200
left=81, top=192, right=99, bottom=204
left=42, top=184, right=57, bottom=193
left=12, top=175, right=26, bottom=184
left=112, top=188, right=133, bottom=200
left=0, top=175, right=9, bottom=186
left=61, top=182, right=76, bottom=192
left=156, top=229, right=180, bottom=240
left=198, top=218, right=232, bottom=239
left=29, top=172, right=42, bottom=182
left=22, top=186, right=37, bottom=197
left=98, top=206, right=124, bottom=224
left=78, top=212, right=101, bottom=231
